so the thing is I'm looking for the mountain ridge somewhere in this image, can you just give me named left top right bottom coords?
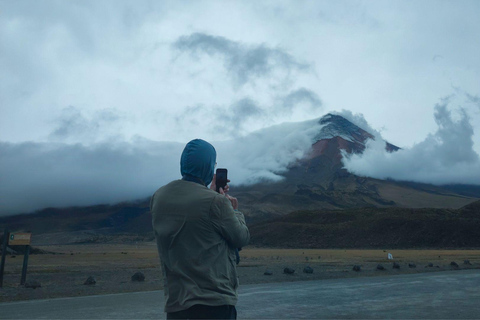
left=1, top=113, right=478, bottom=246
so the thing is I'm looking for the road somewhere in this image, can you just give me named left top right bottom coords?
left=1, top=269, right=479, bottom=319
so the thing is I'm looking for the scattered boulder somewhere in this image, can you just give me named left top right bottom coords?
left=392, top=262, right=400, bottom=269
left=464, top=260, right=472, bottom=265
left=131, top=271, right=145, bottom=282
left=6, top=247, right=19, bottom=255
left=264, top=269, right=273, bottom=276
left=408, top=263, right=416, bottom=268
left=283, top=267, right=295, bottom=274
left=352, top=265, right=361, bottom=272
left=25, top=281, right=41, bottom=289
left=84, top=276, right=96, bottom=285
left=376, top=264, right=385, bottom=271
left=450, top=261, right=459, bottom=269
left=427, top=263, right=434, bottom=267
left=303, top=266, right=314, bottom=274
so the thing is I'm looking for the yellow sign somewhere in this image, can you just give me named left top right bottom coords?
left=8, top=233, right=32, bottom=246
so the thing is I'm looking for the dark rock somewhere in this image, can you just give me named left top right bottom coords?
left=427, top=263, right=434, bottom=267
left=376, top=264, right=385, bottom=270
left=6, top=247, right=18, bottom=255
left=283, top=267, right=295, bottom=274
left=352, top=265, right=361, bottom=272
left=264, top=269, right=273, bottom=276
left=450, top=261, right=459, bottom=268
left=392, top=262, right=400, bottom=269
left=303, top=266, right=314, bottom=274
left=84, top=276, right=96, bottom=285
left=131, top=271, right=145, bottom=282
left=464, top=260, right=472, bottom=265
left=408, top=263, right=416, bottom=268
left=25, top=281, right=41, bottom=289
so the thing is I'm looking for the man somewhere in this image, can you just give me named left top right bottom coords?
left=151, top=139, right=250, bottom=319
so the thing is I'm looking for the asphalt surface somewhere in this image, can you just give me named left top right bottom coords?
left=1, top=269, right=479, bottom=319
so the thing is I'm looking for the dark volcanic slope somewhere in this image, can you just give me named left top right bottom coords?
left=249, top=200, right=480, bottom=249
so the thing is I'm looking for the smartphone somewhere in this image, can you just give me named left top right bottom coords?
left=215, top=168, right=228, bottom=192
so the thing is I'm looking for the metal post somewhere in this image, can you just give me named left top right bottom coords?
left=20, top=245, right=30, bottom=285
left=0, top=228, right=8, bottom=288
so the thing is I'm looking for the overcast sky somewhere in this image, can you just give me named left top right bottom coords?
left=1, top=0, right=479, bottom=215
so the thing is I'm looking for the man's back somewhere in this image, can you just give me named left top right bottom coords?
left=151, top=179, right=250, bottom=313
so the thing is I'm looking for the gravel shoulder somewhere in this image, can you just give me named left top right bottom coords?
left=1, top=244, right=479, bottom=303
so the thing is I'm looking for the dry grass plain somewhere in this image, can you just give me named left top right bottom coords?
left=1, top=243, right=479, bottom=302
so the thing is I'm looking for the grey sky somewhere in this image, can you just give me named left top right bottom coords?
left=0, top=0, right=479, bottom=215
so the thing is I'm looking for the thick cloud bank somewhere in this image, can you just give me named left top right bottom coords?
left=0, top=120, right=322, bottom=216
left=0, top=140, right=182, bottom=215
left=342, top=98, right=480, bottom=185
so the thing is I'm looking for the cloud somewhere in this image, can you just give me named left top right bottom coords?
left=0, top=139, right=183, bottom=215
left=174, top=88, right=323, bottom=138
left=331, top=109, right=384, bottom=140
left=0, top=119, right=323, bottom=216
left=281, top=88, right=322, bottom=114
left=342, top=97, right=480, bottom=185
left=217, top=118, right=323, bottom=184
left=173, top=33, right=310, bottom=87
left=49, top=106, right=125, bottom=143
left=466, top=93, right=480, bottom=110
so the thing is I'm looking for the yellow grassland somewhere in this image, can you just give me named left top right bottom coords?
left=3, top=244, right=480, bottom=274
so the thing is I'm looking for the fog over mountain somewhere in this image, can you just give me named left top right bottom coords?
left=343, top=97, right=480, bottom=185
left=0, top=120, right=323, bottom=215
left=1, top=102, right=479, bottom=216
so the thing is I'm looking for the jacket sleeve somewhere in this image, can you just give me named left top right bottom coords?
left=210, top=194, right=250, bottom=248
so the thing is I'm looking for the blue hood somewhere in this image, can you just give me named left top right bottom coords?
left=180, top=139, right=217, bottom=186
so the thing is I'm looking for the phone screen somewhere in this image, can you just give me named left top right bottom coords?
left=216, top=168, right=228, bottom=192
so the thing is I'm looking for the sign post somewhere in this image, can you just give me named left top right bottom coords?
left=20, top=244, right=30, bottom=285
left=4, top=232, right=32, bottom=286
left=0, top=228, right=8, bottom=288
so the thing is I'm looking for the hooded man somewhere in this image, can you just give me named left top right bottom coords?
left=151, top=139, right=250, bottom=320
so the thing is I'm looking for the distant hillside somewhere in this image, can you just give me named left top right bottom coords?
left=248, top=200, right=480, bottom=249
left=2, top=199, right=479, bottom=250
left=0, top=199, right=151, bottom=236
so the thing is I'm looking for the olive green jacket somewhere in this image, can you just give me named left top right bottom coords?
left=150, top=180, right=250, bottom=313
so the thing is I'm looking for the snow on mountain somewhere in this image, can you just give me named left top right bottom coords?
left=314, top=113, right=374, bottom=144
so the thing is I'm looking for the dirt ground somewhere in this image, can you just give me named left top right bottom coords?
left=1, top=243, right=479, bottom=302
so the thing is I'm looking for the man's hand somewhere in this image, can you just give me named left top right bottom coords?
left=210, top=174, right=237, bottom=210
left=220, top=189, right=238, bottom=210
left=210, top=173, right=230, bottom=193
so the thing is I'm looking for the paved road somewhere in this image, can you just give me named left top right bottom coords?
left=1, top=269, right=479, bottom=319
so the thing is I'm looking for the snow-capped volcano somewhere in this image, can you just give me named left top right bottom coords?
left=306, top=113, right=399, bottom=162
